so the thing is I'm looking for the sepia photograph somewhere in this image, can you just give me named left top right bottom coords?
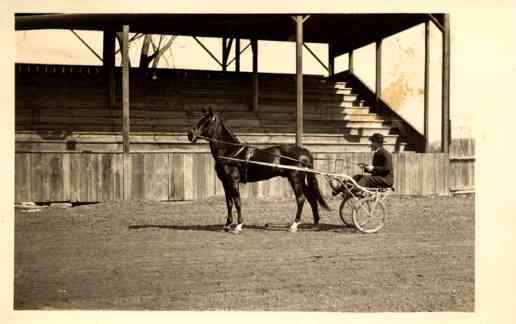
left=2, top=1, right=515, bottom=323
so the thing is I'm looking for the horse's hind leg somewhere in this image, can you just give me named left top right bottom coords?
left=303, top=184, right=320, bottom=226
left=288, top=173, right=306, bottom=232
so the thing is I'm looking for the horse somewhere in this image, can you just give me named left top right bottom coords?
left=187, top=107, right=330, bottom=234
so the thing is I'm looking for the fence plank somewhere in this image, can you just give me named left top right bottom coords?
left=130, top=154, right=145, bottom=200
left=168, top=153, right=175, bottom=199
left=113, top=154, right=124, bottom=201
left=171, top=153, right=185, bottom=200
left=62, top=154, right=71, bottom=201
left=30, top=153, right=49, bottom=202
left=206, top=154, right=216, bottom=198
left=69, top=154, right=80, bottom=202
left=396, top=153, right=408, bottom=194
left=49, top=153, right=65, bottom=201
left=440, top=154, right=450, bottom=194
left=100, top=154, right=112, bottom=201
left=448, top=139, right=474, bottom=191
left=79, top=154, right=91, bottom=201
left=149, top=154, right=170, bottom=201
left=193, top=154, right=206, bottom=200
left=183, top=154, right=194, bottom=200
left=15, top=153, right=31, bottom=203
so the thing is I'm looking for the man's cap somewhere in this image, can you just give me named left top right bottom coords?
left=369, top=133, right=384, bottom=144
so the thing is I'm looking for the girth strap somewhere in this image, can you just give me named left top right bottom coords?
left=240, top=147, right=256, bottom=184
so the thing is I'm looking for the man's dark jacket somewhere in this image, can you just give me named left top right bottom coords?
left=368, top=147, right=394, bottom=186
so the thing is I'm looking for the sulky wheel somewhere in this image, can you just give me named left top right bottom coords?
left=352, top=197, right=386, bottom=234
left=338, top=196, right=357, bottom=227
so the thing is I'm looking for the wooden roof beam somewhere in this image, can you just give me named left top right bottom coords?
left=226, top=41, right=251, bottom=66
left=303, top=43, right=329, bottom=74
left=429, top=14, right=444, bottom=32
left=70, top=29, right=103, bottom=63
left=192, top=36, right=223, bottom=68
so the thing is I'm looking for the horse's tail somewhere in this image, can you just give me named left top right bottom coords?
left=306, top=172, right=331, bottom=211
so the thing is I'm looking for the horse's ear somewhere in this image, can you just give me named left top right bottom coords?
left=208, top=107, right=214, bottom=117
left=201, top=107, right=207, bottom=115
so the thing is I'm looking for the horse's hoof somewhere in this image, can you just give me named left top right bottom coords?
left=232, top=224, right=243, bottom=234
left=288, top=222, right=299, bottom=232
left=222, top=225, right=231, bottom=232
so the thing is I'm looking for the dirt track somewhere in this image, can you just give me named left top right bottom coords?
left=14, top=194, right=474, bottom=311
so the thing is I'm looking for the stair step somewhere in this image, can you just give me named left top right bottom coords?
left=342, top=114, right=384, bottom=122
left=333, top=83, right=348, bottom=89
left=336, top=120, right=390, bottom=128
left=345, top=128, right=393, bottom=136
left=342, top=107, right=372, bottom=114
left=335, top=88, right=353, bottom=95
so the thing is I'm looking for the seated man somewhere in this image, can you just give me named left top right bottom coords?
left=353, top=133, right=394, bottom=189
left=330, top=133, right=393, bottom=196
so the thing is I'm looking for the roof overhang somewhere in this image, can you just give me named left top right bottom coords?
left=15, top=13, right=442, bottom=56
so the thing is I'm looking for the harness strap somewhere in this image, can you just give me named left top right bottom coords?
left=197, top=135, right=308, bottom=166
left=241, top=147, right=256, bottom=183
left=232, top=145, right=247, bottom=158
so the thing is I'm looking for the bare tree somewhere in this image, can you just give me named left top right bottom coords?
left=138, top=34, right=176, bottom=68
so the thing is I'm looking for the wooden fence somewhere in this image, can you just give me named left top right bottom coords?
left=15, top=151, right=457, bottom=203
left=448, top=138, right=475, bottom=193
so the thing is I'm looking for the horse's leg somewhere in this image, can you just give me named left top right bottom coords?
left=288, top=173, right=306, bottom=232
left=229, top=179, right=243, bottom=234
left=222, top=181, right=233, bottom=231
left=303, top=181, right=320, bottom=226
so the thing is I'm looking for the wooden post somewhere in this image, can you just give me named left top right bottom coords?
left=349, top=49, right=354, bottom=73
left=442, top=14, right=451, bottom=153
left=222, top=37, right=228, bottom=72
left=121, top=25, right=131, bottom=200
left=296, top=15, right=304, bottom=146
left=251, top=39, right=259, bottom=111
left=122, top=25, right=130, bottom=154
left=224, top=38, right=233, bottom=72
left=375, top=39, right=382, bottom=113
left=328, top=42, right=335, bottom=76
left=102, top=29, right=116, bottom=109
left=235, top=38, right=240, bottom=72
left=424, top=19, right=430, bottom=152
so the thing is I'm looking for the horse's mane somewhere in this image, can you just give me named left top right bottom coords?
left=218, top=114, right=241, bottom=144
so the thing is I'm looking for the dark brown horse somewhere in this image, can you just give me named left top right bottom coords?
left=187, top=108, right=330, bottom=233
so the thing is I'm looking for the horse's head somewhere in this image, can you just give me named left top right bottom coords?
left=187, top=107, right=220, bottom=143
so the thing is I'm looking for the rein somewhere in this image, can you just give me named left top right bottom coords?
left=196, top=135, right=310, bottom=166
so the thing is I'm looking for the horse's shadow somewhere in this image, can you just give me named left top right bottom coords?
left=128, top=223, right=356, bottom=233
